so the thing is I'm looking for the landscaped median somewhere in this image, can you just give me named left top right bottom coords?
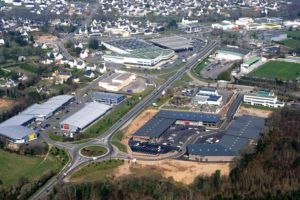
left=80, top=145, right=108, bottom=157
left=111, top=131, right=127, bottom=153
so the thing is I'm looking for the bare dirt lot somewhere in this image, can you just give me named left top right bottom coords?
left=35, top=35, right=57, bottom=42
left=113, top=159, right=230, bottom=185
left=236, top=105, right=273, bottom=118
left=0, top=98, right=15, bottom=112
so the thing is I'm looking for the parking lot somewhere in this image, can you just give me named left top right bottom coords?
left=158, top=124, right=206, bottom=150
left=201, top=60, right=234, bottom=79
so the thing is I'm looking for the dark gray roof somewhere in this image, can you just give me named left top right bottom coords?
left=91, top=92, right=125, bottom=101
left=187, top=144, right=237, bottom=156
left=219, top=135, right=249, bottom=153
left=157, top=110, right=221, bottom=123
left=134, top=117, right=174, bottom=138
left=106, top=38, right=152, bottom=51
left=219, top=47, right=250, bottom=56
left=134, top=111, right=221, bottom=138
left=225, top=115, right=265, bottom=139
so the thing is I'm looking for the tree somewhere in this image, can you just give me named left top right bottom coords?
left=88, top=38, right=99, bottom=50
left=65, top=40, right=74, bottom=49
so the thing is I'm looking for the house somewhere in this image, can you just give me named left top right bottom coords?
left=75, top=60, right=86, bottom=69
left=86, top=64, right=97, bottom=71
left=98, top=64, right=107, bottom=74
left=53, top=70, right=72, bottom=84
left=0, top=39, right=5, bottom=46
left=80, top=49, right=89, bottom=59
left=18, top=56, right=26, bottom=62
left=85, top=70, right=95, bottom=79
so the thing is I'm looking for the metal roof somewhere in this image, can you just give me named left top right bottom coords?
left=150, top=36, right=193, bottom=51
left=225, top=115, right=265, bottom=139
left=0, top=125, right=36, bottom=140
left=134, top=117, right=175, bottom=138
left=187, top=144, right=237, bottom=156
left=61, top=102, right=111, bottom=130
left=105, top=38, right=153, bottom=51
left=217, top=47, right=250, bottom=56
left=219, top=135, right=250, bottom=153
left=0, top=115, right=35, bottom=127
left=157, top=110, right=221, bottom=123
left=91, top=92, right=125, bottom=101
left=21, top=95, right=73, bottom=118
left=134, top=111, right=221, bottom=138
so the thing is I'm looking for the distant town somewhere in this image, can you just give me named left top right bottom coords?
left=0, top=0, right=300, bottom=199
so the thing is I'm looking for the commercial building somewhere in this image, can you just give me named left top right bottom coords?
left=132, top=110, right=221, bottom=142
left=21, top=95, right=74, bottom=121
left=0, top=125, right=37, bottom=144
left=244, top=91, right=285, bottom=108
left=102, top=38, right=175, bottom=68
left=149, top=36, right=193, bottom=52
left=103, top=47, right=175, bottom=68
left=263, top=30, right=287, bottom=42
left=0, top=115, right=35, bottom=127
left=240, top=56, right=261, bottom=74
left=187, top=115, right=265, bottom=162
left=98, top=71, right=136, bottom=92
left=60, top=102, right=111, bottom=133
left=215, top=47, right=250, bottom=61
left=91, top=92, right=126, bottom=105
left=193, top=88, right=223, bottom=106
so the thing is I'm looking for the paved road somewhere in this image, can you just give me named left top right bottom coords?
left=30, top=41, right=219, bottom=200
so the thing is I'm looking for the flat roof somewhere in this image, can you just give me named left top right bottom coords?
left=157, top=110, right=221, bottom=123
left=224, top=115, right=265, bottom=139
left=0, top=115, right=35, bottom=127
left=61, top=102, right=111, bottom=130
left=134, top=111, right=221, bottom=138
left=91, top=92, right=125, bottom=101
left=217, top=47, right=250, bottom=56
left=108, top=47, right=174, bottom=60
left=150, top=36, right=193, bottom=51
left=244, top=56, right=260, bottom=65
left=21, top=95, right=73, bottom=118
left=105, top=38, right=153, bottom=51
left=0, top=125, right=36, bottom=140
left=187, top=143, right=237, bottom=156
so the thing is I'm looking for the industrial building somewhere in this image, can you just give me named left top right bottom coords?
left=98, top=71, right=136, bottom=92
left=262, top=30, right=287, bottom=42
left=103, top=47, right=175, bottom=68
left=0, top=115, right=35, bottom=127
left=187, top=115, right=265, bottom=162
left=91, top=91, right=126, bottom=105
left=0, top=125, right=37, bottom=144
left=60, top=102, right=111, bottom=133
left=132, top=110, right=221, bottom=142
left=149, top=36, right=193, bottom=52
left=240, top=56, right=261, bottom=74
left=102, top=38, right=175, bottom=68
left=193, top=88, right=223, bottom=106
left=244, top=91, right=285, bottom=108
left=215, top=46, right=250, bottom=61
left=21, top=95, right=74, bottom=121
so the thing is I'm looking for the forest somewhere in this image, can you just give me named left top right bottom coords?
left=43, top=107, right=300, bottom=200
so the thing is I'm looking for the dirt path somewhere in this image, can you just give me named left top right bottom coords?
left=237, top=105, right=273, bottom=118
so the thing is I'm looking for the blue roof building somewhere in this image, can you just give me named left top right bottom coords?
left=91, top=92, right=126, bottom=105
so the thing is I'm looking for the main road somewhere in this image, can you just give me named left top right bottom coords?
left=30, top=40, right=219, bottom=200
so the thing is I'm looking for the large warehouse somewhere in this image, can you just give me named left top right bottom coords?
left=0, top=115, right=35, bottom=127
left=102, top=38, right=175, bottom=68
left=21, top=95, right=74, bottom=121
left=0, top=125, right=38, bottom=144
left=187, top=115, right=265, bottom=162
left=215, top=46, right=250, bottom=61
left=98, top=71, right=136, bottom=92
left=60, top=102, right=111, bottom=133
left=149, top=36, right=194, bottom=52
left=91, top=92, right=126, bottom=105
left=132, top=110, right=221, bottom=142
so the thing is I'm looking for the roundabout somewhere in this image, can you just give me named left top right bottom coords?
left=79, top=145, right=109, bottom=158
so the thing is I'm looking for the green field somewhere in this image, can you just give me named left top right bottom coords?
left=250, top=61, right=300, bottom=80
left=111, top=131, right=127, bottom=153
left=47, top=131, right=62, bottom=141
left=280, top=39, right=300, bottom=49
left=70, top=160, right=124, bottom=182
left=81, top=146, right=108, bottom=157
left=0, top=150, right=61, bottom=185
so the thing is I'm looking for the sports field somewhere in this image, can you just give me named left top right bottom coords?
left=250, top=61, right=300, bottom=80
left=0, top=150, right=61, bottom=185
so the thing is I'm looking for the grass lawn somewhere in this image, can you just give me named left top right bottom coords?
left=81, top=146, right=108, bottom=157
left=284, top=30, right=300, bottom=39
left=250, top=61, right=300, bottom=80
left=70, top=160, right=124, bottom=182
left=192, top=57, right=210, bottom=76
left=20, top=63, right=38, bottom=73
left=242, top=103, right=277, bottom=111
left=279, top=39, right=300, bottom=49
left=111, top=131, right=127, bottom=153
left=71, top=138, right=91, bottom=144
left=47, top=131, right=62, bottom=142
left=0, top=150, right=61, bottom=185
